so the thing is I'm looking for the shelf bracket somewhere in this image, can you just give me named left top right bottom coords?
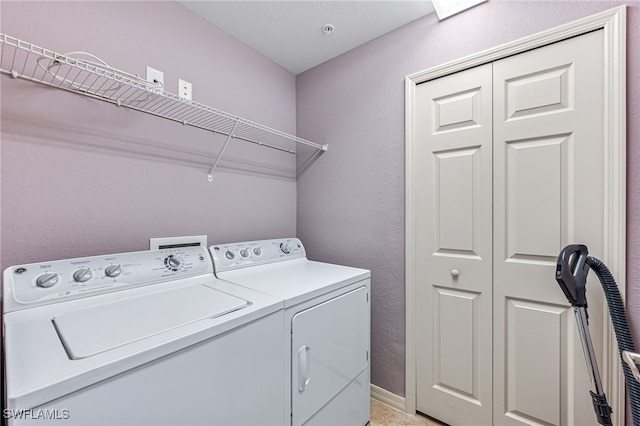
left=208, top=119, right=239, bottom=182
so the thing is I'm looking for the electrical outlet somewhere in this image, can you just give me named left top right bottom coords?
left=178, top=79, right=192, bottom=101
left=146, top=66, right=164, bottom=88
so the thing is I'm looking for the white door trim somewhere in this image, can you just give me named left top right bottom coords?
left=405, top=5, right=626, bottom=423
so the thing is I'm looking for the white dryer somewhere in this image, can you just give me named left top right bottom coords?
left=3, top=246, right=284, bottom=426
left=210, top=238, right=371, bottom=426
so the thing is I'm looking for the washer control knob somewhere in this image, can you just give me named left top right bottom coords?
left=73, top=268, right=92, bottom=283
left=253, top=247, right=262, bottom=256
left=280, top=242, right=291, bottom=254
left=163, top=255, right=183, bottom=272
left=105, top=264, right=122, bottom=278
left=240, top=248, right=249, bottom=258
left=225, top=250, right=235, bottom=260
left=166, top=256, right=182, bottom=269
left=36, top=272, right=59, bottom=288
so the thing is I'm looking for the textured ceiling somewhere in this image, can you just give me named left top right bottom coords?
left=180, top=1, right=435, bottom=75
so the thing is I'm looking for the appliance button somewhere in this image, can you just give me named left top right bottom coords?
left=225, top=250, right=235, bottom=260
left=253, top=247, right=262, bottom=256
left=240, top=248, right=249, bottom=258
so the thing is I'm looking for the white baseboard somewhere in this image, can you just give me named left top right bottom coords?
left=370, top=384, right=406, bottom=412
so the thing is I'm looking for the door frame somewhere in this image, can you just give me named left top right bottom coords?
left=405, top=5, right=626, bottom=424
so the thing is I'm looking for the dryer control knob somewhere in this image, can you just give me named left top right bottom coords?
left=105, top=264, right=122, bottom=278
left=240, top=248, right=249, bottom=258
left=280, top=242, right=291, bottom=254
left=225, top=250, right=235, bottom=260
left=73, top=268, right=92, bottom=283
left=36, top=272, right=59, bottom=288
left=253, top=247, right=262, bottom=256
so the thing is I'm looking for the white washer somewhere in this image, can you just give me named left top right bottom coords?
left=210, top=238, right=371, bottom=426
left=3, top=246, right=284, bottom=426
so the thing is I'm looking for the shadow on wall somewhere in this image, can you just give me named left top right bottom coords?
left=1, top=110, right=297, bottom=182
left=297, top=145, right=326, bottom=176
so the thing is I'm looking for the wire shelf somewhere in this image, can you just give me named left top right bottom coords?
left=0, top=33, right=328, bottom=180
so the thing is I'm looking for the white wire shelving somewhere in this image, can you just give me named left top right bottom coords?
left=0, top=33, right=328, bottom=181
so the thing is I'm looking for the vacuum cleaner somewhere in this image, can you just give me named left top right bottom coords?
left=556, top=244, right=640, bottom=425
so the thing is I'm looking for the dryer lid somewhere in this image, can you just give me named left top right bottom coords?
left=53, top=284, right=248, bottom=359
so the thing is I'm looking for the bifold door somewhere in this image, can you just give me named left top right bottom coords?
left=415, top=62, right=494, bottom=426
left=415, top=30, right=606, bottom=425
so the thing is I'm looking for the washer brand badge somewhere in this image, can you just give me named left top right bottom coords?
left=14, top=267, right=27, bottom=275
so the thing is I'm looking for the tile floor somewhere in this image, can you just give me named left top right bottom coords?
left=369, top=399, right=447, bottom=426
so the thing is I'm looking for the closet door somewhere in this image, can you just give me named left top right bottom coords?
left=492, top=30, right=605, bottom=425
left=414, top=63, right=493, bottom=425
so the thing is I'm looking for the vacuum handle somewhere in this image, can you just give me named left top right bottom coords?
left=556, top=244, right=590, bottom=307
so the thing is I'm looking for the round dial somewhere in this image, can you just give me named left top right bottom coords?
left=165, top=255, right=182, bottom=269
left=280, top=242, right=291, bottom=254
left=240, top=248, right=249, bottom=258
left=73, top=268, right=92, bottom=283
left=105, top=264, right=122, bottom=278
left=253, top=247, right=262, bottom=256
left=225, top=250, right=235, bottom=260
left=36, top=272, right=59, bottom=288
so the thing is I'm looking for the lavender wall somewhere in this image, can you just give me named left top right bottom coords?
left=0, top=1, right=297, bottom=270
left=3, top=0, right=639, bottom=410
left=297, top=0, right=640, bottom=398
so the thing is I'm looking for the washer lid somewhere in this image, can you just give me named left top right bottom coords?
left=53, top=284, right=248, bottom=359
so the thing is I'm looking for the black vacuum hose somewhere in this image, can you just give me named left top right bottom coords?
left=586, top=256, right=640, bottom=426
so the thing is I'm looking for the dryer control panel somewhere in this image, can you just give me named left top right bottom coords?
left=4, top=246, right=212, bottom=311
left=211, top=238, right=306, bottom=273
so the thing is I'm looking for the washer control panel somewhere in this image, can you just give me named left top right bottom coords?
left=211, top=238, right=306, bottom=273
left=5, top=246, right=212, bottom=310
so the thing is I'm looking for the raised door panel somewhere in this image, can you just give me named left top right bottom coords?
left=493, top=30, right=605, bottom=426
left=432, top=287, right=480, bottom=399
left=415, top=63, right=493, bottom=426
left=504, top=299, right=573, bottom=425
